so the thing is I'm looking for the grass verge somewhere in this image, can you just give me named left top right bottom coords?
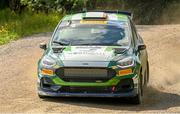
left=0, top=9, right=62, bottom=45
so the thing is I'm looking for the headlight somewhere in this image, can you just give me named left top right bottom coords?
left=117, top=56, right=134, bottom=68
left=41, top=56, right=56, bottom=67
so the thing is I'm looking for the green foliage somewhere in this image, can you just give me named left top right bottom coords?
left=20, top=0, right=84, bottom=14
left=0, top=0, right=179, bottom=45
left=0, top=0, right=9, bottom=9
left=20, top=0, right=178, bottom=24
left=0, top=9, right=62, bottom=45
left=86, top=0, right=177, bottom=24
left=159, top=0, right=180, bottom=24
left=124, top=0, right=172, bottom=24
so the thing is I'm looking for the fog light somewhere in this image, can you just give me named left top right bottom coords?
left=118, top=68, right=132, bottom=76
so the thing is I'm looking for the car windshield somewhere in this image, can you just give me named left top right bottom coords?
left=53, top=21, right=130, bottom=46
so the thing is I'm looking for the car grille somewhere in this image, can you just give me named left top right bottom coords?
left=64, top=68, right=107, bottom=78
left=55, top=67, right=116, bottom=82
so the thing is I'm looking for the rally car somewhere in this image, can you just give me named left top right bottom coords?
left=37, top=11, right=149, bottom=104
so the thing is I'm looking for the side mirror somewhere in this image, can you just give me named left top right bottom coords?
left=138, top=44, right=146, bottom=51
left=39, top=43, right=47, bottom=50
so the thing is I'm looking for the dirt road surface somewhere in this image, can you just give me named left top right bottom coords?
left=0, top=25, right=180, bottom=113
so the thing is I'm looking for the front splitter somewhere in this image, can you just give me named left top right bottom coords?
left=38, top=87, right=138, bottom=98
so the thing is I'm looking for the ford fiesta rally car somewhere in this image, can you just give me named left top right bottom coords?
left=38, top=11, right=149, bottom=104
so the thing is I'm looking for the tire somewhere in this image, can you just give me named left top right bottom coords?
left=146, top=61, right=149, bottom=84
left=132, top=94, right=141, bottom=104
left=144, top=61, right=150, bottom=86
left=131, top=73, right=143, bottom=104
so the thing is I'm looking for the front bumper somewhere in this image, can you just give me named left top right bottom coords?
left=37, top=75, right=139, bottom=97
left=37, top=66, right=140, bottom=97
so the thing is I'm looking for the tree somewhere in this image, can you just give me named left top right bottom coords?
left=0, top=0, right=9, bottom=9
left=8, top=0, right=27, bottom=13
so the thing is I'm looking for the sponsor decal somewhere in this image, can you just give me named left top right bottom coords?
left=80, top=20, right=107, bottom=24
left=67, top=51, right=107, bottom=56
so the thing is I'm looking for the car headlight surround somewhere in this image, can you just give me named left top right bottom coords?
left=117, top=56, right=134, bottom=68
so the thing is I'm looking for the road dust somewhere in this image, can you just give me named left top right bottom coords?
left=0, top=25, right=180, bottom=113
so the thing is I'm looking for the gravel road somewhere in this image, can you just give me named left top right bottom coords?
left=0, top=25, right=180, bottom=113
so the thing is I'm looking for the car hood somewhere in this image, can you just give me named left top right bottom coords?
left=52, top=46, right=127, bottom=67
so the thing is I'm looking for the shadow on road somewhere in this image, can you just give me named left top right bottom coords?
left=42, top=86, right=180, bottom=111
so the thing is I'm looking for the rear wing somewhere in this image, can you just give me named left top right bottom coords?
left=77, top=10, right=133, bottom=19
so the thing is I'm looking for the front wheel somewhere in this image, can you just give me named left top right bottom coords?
left=146, top=61, right=150, bottom=84
left=131, top=88, right=142, bottom=104
left=131, top=75, right=143, bottom=104
left=144, top=61, right=150, bottom=87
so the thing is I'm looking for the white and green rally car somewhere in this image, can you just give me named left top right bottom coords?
left=38, top=11, right=149, bottom=104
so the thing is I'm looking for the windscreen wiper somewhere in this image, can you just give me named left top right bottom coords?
left=76, top=43, right=122, bottom=46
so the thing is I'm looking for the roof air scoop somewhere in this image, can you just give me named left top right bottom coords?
left=83, top=12, right=107, bottom=20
